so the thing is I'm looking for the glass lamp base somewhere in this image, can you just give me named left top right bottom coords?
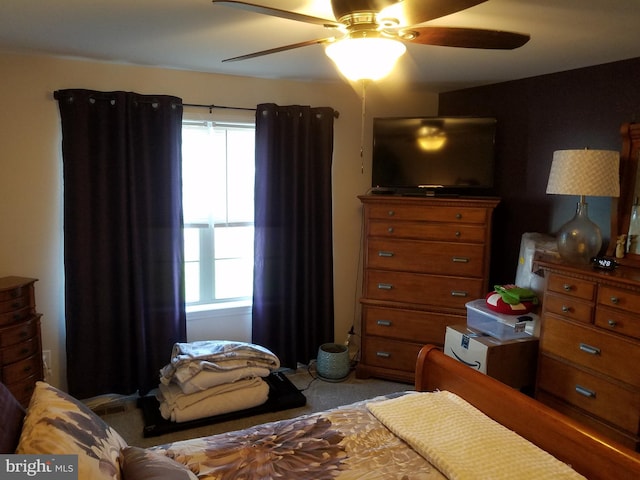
left=556, top=201, right=602, bottom=265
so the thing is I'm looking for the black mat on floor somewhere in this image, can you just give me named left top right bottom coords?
left=138, top=371, right=306, bottom=437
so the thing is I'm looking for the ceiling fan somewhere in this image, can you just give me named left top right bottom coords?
left=212, top=0, right=530, bottom=80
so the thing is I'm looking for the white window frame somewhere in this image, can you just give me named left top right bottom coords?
left=182, top=110, right=255, bottom=315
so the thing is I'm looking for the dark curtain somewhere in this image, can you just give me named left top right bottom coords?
left=56, top=89, right=186, bottom=399
left=252, top=103, right=335, bottom=368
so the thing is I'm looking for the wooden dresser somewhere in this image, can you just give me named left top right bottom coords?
left=0, top=276, right=43, bottom=407
left=356, top=195, right=499, bottom=383
left=535, top=256, right=640, bottom=451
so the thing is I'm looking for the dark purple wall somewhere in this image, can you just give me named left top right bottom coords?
left=439, top=57, right=640, bottom=285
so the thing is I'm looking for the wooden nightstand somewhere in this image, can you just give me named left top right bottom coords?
left=0, top=276, right=43, bottom=407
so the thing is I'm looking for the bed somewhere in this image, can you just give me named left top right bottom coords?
left=2, top=345, right=639, bottom=480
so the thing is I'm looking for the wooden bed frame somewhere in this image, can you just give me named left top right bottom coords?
left=4, top=347, right=639, bottom=478
left=416, top=345, right=640, bottom=480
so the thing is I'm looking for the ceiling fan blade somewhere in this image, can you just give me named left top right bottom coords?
left=403, top=26, right=530, bottom=50
left=212, top=0, right=341, bottom=28
left=222, top=37, right=336, bottom=63
left=379, top=0, right=488, bottom=26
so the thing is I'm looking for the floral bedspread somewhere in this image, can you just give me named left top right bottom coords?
left=149, top=394, right=447, bottom=480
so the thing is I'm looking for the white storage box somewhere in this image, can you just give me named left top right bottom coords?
left=514, top=232, right=558, bottom=298
left=444, top=324, right=539, bottom=391
left=466, top=299, right=539, bottom=340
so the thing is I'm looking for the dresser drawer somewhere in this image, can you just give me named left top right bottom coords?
left=0, top=283, right=27, bottom=302
left=543, top=292, right=593, bottom=324
left=541, top=315, right=640, bottom=386
left=367, top=239, right=484, bottom=277
left=0, top=291, right=31, bottom=314
left=537, top=355, right=640, bottom=433
left=546, top=273, right=596, bottom=301
left=368, top=220, right=486, bottom=243
left=6, top=375, right=38, bottom=408
left=365, top=270, right=483, bottom=309
left=595, top=306, right=640, bottom=340
left=363, top=305, right=462, bottom=345
left=0, top=306, right=34, bottom=326
left=536, top=390, right=640, bottom=451
left=598, top=285, right=640, bottom=314
left=367, top=204, right=489, bottom=224
left=2, top=353, right=42, bottom=384
left=0, top=316, right=39, bottom=348
left=1, top=335, right=40, bottom=364
left=362, top=337, right=423, bottom=372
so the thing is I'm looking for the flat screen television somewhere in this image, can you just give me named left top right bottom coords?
left=372, top=116, right=497, bottom=196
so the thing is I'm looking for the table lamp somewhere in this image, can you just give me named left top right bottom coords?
left=546, top=149, right=620, bottom=264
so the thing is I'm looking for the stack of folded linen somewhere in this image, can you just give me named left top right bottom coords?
left=157, top=340, right=280, bottom=423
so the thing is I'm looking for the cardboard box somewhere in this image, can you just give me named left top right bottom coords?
left=466, top=299, right=540, bottom=339
left=444, top=324, right=539, bottom=391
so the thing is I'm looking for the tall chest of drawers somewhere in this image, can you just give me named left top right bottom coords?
left=535, top=257, right=640, bottom=451
left=0, top=276, right=43, bottom=407
left=356, top=195, right=499, bottom=383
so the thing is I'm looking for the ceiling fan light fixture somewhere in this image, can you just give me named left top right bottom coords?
left=325, top=36, right=406, bottom=81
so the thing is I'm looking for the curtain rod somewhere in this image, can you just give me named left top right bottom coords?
left=183, top=102, right=340, bottom=119
left=52, top=92, right=339, bottom=119
left=183, top=103, right=255, bottom=114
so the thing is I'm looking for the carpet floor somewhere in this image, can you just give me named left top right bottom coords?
left=100, top=367, right=412, bottom=448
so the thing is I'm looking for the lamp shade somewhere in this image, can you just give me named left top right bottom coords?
left=325, top=36, right=406, bottom=81
left=546, top=149, right=620, bottom=197
left=545, top=149, right=620, bottom=264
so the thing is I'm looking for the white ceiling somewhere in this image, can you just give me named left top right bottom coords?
left=1, top=0, right=639, bottom=92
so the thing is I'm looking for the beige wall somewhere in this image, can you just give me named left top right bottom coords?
left=0, top=51, right=438, bottom=391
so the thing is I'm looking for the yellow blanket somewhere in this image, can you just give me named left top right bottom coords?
left=367, top=391, right=585, bottom=480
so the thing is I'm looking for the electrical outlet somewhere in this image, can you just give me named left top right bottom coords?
left=42, top=350, right=52, bottom=382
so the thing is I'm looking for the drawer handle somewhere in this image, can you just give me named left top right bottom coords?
left=451, top=290, right=468, bottom=297
left=387, top=227, right=394, bottom=233
left=23, top=365, right=32, bottom=373
left=609, top=296, right=619, bottom=305
left=376, top=320, right=392, bottom=327
left=376, top=351, right=391, bottom=358
left=455, top=231, right=461, bottom=237
left=20, top=348, right=29, bottom=355
left=561, top=305, right=571, bottom=313
left=377, top=283, right=393, bottom=290
left=19, top=330, right=29, bottom=338
left=378, top=251, right=394, bottom=257
left=607, top=319, right=617, bottom=328
left=563, top=283, right=573, bottom=292
left=452, top=257, right=469, bottom=263
left=575, top=385, right=596, bottom=398
left=387, top=210, right=395, bottom=217
left=579, top=343, right=601, bottom=356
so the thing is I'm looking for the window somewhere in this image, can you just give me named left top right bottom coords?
left=182, top=120, right=255, bottom=307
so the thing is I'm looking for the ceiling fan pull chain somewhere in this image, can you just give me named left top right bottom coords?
left=360, top=79, right=368, bottom=174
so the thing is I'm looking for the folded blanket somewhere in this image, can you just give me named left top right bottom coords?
left=367, top=391, right=585, bottom=480
left=159, top=341, right=280, bottom=386
left=173, top=366, right=272, bottom=395
left=158, top=377, right=269, bottom=423
left=158, top=377, right=265, bottom=411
